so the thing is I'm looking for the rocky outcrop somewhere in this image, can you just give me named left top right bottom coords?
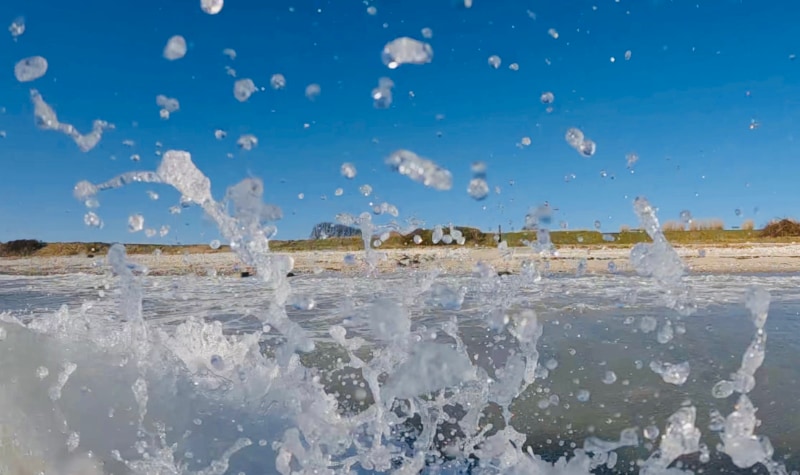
left=309, top=222, right=361, bottom=240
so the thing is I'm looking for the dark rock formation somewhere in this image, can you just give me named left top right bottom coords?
left=309, top=222, right=361, bottom=240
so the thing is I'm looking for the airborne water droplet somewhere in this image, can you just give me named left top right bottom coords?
left=234, top=79, right=257, bottom=102
left=341, top=162, right=357, bottom=179
left=602, top=370, right=617, bottom=384
left=579, top=139, right=596, bottom=157
left=200, top=0, right=224, bottom=14
left=468, top=178, right=489, bottom=200
left=14, top=56, right=48, bottom=83
left=488, top=55, right=502, bottom=69
left=84, top=212, right=103, bottom=228
left=237, top=134, right=258, bottom=150
left=163, top=35, right=187, bottom=60
left=128, top=214, right=144, bottom=233
left=382, top=37, right=433, bottom=69
left=9, top=17, right=25, bottom=38
left=305, top=83, right=321, bottom=100
left=270, top=74, right=286, bottom=90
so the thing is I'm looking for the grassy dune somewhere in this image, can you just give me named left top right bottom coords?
left=3, top=220, right=800, bottom=258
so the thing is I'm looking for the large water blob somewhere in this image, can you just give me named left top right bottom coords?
left=2, top=149, right=787, bottom=474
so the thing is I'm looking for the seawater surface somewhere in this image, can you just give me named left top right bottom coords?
left=0, top=271, right=798, bottom=473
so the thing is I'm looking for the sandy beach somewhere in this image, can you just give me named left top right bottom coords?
left=1, top=242, right=800, bottom=277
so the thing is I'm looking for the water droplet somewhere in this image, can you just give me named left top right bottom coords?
left=372, top=77, right=394, bottom=108
left=520, top=136, right=531, bottom=146
left=222, top=48, right=236, bottom=60
left=234, top=79, right=257, bottom=102
left=270, top=73, right=286, bottom=90
left=156, top=95, right=180, bottom=118
left=237, top=134, right=258, bottom=150
left=578, top=139, right=596, bottom=157
left=540, top=91, right=555, bottom=104
left=305, top=83, right=321, bottom=100
left=577, top=389, right=591, bottom=402
left=36, top=366, right=49, bottom=379
left=66, top=431, right=80, bottom=452
left=413, top=235, right=423, bottom=244
left=200, top=0, right=223, bottom=14
left=626, top=152, right=639, bottom=168
left=734, top=208, right=742, bottom=217
left=624, top=50, right=632, bottom=60
left=382, top=37, right=433, bottom=69
left=297, top=193, right=304, bottom=200
left=210, top=239, right=221, bottom=250
left=565, top=128, right=584, bottom=148
left=657, top=320, right=674, bottom=344
left=421, top=27, right=433, bottom=38
left=144, top=228, right=156, bottom=238
left=84, top=212, right=103, bottom=228
left=163, top=35, right=187, bottom=60
left=9, top=17, right=25, bottom=38
left=128, top=214, right=144, bottom=233
left=467, top=178, right=489, bottom=200
left=607, top=261, right=617, bottom=273
left=509, top=62, right=519, bottom=71
left=159, top=225, right=170, bottom=237
left=385, top=150, right=452, bottom=191
left=341, top=162, right=357, bottom=179
left=359, top=184, right=372, bottom=196
left=334, top=188, right=344, bottom=196
left=548, top=28, right=559, bottom=39
left=14, top=56, right=48, bottom=83
left=643, top=425, right=659, bottom=440
left=214, top=129, right=227, bottom=140
left=639, top=316, right=658, bottom=333
left=487, top=55, right=502, bottom=69
left=602, top=370, right=617, bottom=384
left=471, top=161, right=487, bottom=176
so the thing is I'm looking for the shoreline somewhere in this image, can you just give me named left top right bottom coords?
left=2, top=243, right=800, bottom=276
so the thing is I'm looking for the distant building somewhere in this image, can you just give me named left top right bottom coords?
left=309, top=222, right=361, bottom=240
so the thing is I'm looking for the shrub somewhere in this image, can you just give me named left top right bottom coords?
left=760, top=219, right=800, bottom=238
left=688, top=219, right=725, bottom=231
left=0, top=239, right=46, bottom=257
left=661, top=221, right=685, bottom=232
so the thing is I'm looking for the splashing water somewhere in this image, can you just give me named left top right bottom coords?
left=13, top=148, right=791, bottom=473
left=382, top=37, right=434, bottom=69
left=30, top=90, right=114, bottom=152
left=2, top=5, right=798, bottom=475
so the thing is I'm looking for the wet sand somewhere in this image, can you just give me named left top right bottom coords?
left=1, top=243, right=800, bottom=276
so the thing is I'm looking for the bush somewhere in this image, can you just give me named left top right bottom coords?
left=760, top=219, right=800, bottom=238
left=0, top=239, right=46, bottom=257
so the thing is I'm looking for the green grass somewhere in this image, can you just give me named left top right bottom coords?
left=1, top=228, right=796, bottom=258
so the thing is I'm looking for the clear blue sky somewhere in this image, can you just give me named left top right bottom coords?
left=1, top=0, right=799, bottom=244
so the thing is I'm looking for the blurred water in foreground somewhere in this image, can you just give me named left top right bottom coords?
left=0, top=271, right=797, bottom=474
